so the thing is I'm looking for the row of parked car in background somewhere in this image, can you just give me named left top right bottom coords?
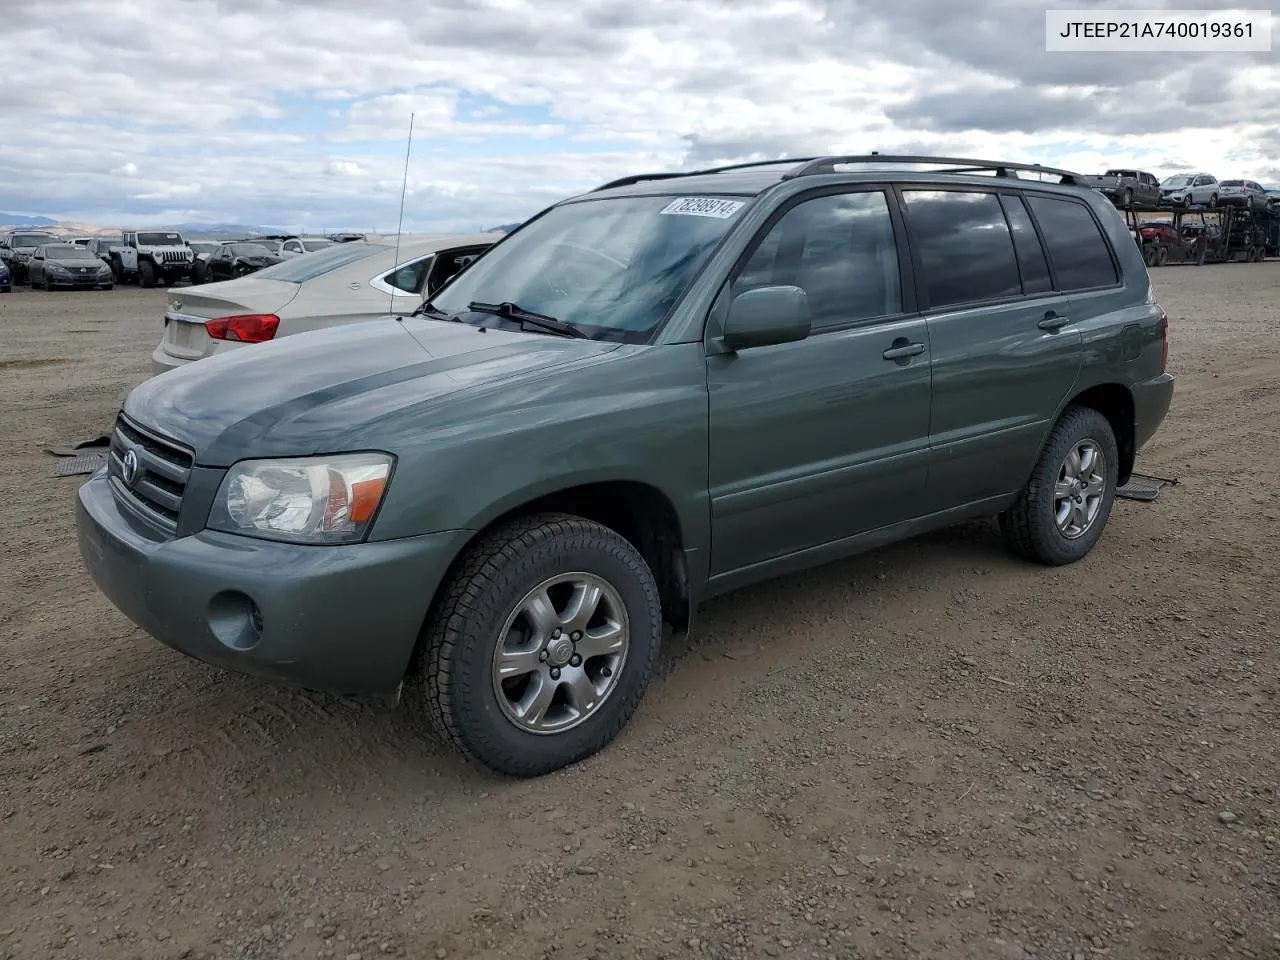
left=1087, top=169, right=1279, bottom=211
left=0, top=229, right=371, bottom=290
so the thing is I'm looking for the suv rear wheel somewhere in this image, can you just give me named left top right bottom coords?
left=1000, top=406, right=1119, bottom=566
left=406, top=512, right=662, bottom=777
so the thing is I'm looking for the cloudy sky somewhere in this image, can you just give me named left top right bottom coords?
left=1, top=0, right=1277, bottom=232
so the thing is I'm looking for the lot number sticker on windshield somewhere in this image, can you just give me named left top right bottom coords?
left=659, top=197, right=746, bottom=219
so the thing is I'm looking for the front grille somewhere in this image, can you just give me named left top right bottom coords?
left=107, top=414, right=194, bottom=532
left=159, top=250, right=190, bottom=264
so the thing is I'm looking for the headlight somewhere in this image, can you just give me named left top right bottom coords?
left=208, top=453, right=394, bottom=544
left=48, top=264, right=70, bottom=275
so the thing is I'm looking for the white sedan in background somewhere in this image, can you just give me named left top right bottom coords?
left=271, top=236, right=336, bottom=258
left=151, top=234, right=496, bottom=375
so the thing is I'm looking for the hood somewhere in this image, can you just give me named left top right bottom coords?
left=235, top=255, right=282, bottom=265
left=124, top=316, right=621, bottom=466
left=165, top=277, right=302, bottom=318
left=46, top=256, right=109, bottom=270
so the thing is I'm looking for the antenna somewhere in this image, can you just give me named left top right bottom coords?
left=391, top=112, right=415, bottom=316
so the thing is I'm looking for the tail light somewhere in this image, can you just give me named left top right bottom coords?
left=205, top=314, right=279, bottom=343
left=1159, top=309, right=1168, bottom=373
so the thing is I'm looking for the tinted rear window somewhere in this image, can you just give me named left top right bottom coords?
left=900, top=190, right=1022, bottom=308
left=1026, top=196, right=1119, bottom=291
left=253, top=242, right=388, bottom=283
left=1220, top=180, right=1245, bottom=187
left=999, top=195, right=1052, bottom=295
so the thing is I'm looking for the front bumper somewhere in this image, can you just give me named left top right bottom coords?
left=47, top=273, right=113, bottom=288
left=76, top=468, right=472, bottom=697
left=1133, top=372, right=1174, bottom=453
left=150, top=341, right=193, bottom=376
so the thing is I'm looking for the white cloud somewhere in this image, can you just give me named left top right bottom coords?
left=0, top=0, right=1277, bottom=232
left=325, top=160, right=367, bottom=177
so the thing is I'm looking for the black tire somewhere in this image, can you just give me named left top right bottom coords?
left=1209, top=193, right=1218, bottom=209
left=1000, top=406, right=1119, bottom=566
left=1156, top=245, right=1169, bottom=266
left=101, top=284, right=114, bottom=291
left=138, top=260, right=156, bottom=288
left=405, top=512, right=662, bottom=777
left=191, top=261, right=206, bottom=284
left=1124, top=188, right=1133, bottom=207
left=1143, top=245, right=1157, bottom=267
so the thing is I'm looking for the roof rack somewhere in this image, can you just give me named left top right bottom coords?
left=778, top=154, right=1089, bottom=186
left=591, top=157, right=822, bottom=193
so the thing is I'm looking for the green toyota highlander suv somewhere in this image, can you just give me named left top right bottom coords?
left=76, top=155, right=1174, bottom=777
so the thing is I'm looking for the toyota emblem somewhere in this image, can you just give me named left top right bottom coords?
left=121, top=448, right=141, bottom=487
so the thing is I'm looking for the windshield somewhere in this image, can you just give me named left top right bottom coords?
left=137, top=232, right=182, bottom=245
left=231, top=242, right=274, bottom=257
left=430, top=194, right=749, bottom=341
left=46, top=245, right=97, bottom=259
left=301, top=239, right=333, bottom=251
left=189, top=242, right=218, bottom=253
left=254, top=240, right=389, bottom=283
left=1162, top=176, right=1191, bottom=188
left=13, top=233, right=55, bottom=247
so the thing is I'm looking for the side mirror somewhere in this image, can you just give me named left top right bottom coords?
left=721, top=285, right=811, bottom=351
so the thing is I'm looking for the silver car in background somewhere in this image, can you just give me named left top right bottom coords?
left=1159, top=172, right=1220, bottom=207
left=27, top=243, right=115, bottom=290
left=1217, top=179, right=1270, bottom=212
left=272, top=236, right=336, bottom=258
left=151, top=233, right=495, bottom=375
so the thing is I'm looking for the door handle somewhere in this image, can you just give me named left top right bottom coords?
left=1038, top=311, right=1070, bottom=331
left=882, top=341, right=926, bottom=361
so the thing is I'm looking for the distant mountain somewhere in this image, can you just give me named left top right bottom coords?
left=155, top=223, right=290, bottom=239
left=0, top=213, right=56, bottom=227
left=489, top=222, right=521, bottom=233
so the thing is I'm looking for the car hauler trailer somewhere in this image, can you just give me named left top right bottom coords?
left=1122, top=203, right=1273, bottom=266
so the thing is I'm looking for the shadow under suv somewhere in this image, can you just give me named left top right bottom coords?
left=76, top=155, right=1174, bottom=778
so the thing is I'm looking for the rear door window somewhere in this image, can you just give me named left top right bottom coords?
left=1025, top=195, right=1120, bottom=291
left=899, top=189, right=1022, bottom=308
left=998, top=195, right=1053, bottom=295
left=382, top=256, right=433, bottom=294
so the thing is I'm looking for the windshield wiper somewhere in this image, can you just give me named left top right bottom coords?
left=466, top=300, right=587, bottom=339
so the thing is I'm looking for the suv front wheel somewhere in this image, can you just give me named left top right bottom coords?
left=407, top=512, right=663, bottom=777
left=1000, top=406, right=1119, bottom=566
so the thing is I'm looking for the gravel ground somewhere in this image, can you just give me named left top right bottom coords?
left=1, top=264, right=1278, bottom=960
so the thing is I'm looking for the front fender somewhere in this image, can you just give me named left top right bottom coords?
left=365, top=342, right=713, bottom=561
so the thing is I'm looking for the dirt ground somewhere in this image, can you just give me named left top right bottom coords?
left=1, top=264, right=1277, bottom=960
